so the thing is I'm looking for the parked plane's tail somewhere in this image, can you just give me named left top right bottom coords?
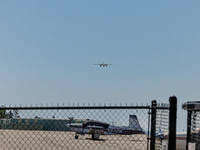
left=128, top=115, right=142, bottom=131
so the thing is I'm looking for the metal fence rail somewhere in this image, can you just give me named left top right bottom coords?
left=0, top=105, right=151, bottom=150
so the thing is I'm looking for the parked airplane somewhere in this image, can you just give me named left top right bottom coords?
left=66, top=115, right=143, bottom=140
left=93, top=61, right=113, bottom=67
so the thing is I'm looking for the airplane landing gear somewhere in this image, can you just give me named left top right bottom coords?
left=75, top=135, right=79, bottom=139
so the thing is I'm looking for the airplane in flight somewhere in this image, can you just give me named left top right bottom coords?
left=93, top=61, right=113, bottom=67
left=66, top=115, right=144, bottom=140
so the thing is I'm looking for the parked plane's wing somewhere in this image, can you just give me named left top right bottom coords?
left=86, top=125, right=104, bottom=130
left=86, top=126, right=107, bottom=139
left=86, top=126, right=104, bottom=133
left=83, top=120, right=110, bottom=129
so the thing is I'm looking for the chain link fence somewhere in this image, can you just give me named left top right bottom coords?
left=0, top=96, right=177, bottom=150
left=0, top=105, right=151, bottom=150
left=182, top=101, right=200, bottom=150
left=182, top=102, right=200, bottom=150
left=190, top=111, right=200, bottom=149
left=149, top=101, right=170, bottom=150
left=155, top=103, right=169, bottom=150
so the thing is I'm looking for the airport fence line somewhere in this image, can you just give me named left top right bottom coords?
left=149, top=101, right=170, bottom=150
left=0, top=105, right=151, bottom=150
left=182, top=101, right=200, bottom=150
left=190, top=111, right=200, bottom=150
left=155, top=103, right=169, bottom=150
left=0, top=97, right=177, bottom=150
left=150, top=96, right=177, bottom=150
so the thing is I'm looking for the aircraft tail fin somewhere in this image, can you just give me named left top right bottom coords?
left=128, top=115, right=142, bottom=131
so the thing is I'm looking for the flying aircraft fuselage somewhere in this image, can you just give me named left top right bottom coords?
left=93, top=61, right=113, bottom=67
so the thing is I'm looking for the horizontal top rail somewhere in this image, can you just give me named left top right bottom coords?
left=0, top=106, right=151, bottom=110
left=187, top=101, right=200, bottom=103
left=182, top=102, right=200, bottom=111
left=152, top=106, right=169, bottom=110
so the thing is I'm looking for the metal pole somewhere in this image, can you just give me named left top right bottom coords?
left=150, top=100, right=157, bottom=150
left=147, top=108, right=151, bottom=150
left=168, top=96, right=177, bottom=150
left=186, top=111, right=191, bottom=150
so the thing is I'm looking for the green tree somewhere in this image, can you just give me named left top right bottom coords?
left=0, top=106, right=6, bottom=118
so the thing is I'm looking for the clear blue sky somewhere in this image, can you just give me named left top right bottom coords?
left=0, top=1, right=200, bottom=130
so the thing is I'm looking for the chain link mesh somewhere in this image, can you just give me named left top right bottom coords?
left=155, top=103, right=169, bottom=150
left=0, top=105, right=153, bottom=150
left=190, top=111, right=200, bottom=150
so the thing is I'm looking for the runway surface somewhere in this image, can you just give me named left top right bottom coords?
left=0, top=130, right=151, bottom=150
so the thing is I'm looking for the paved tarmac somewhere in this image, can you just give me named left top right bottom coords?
left=0, top=130, right=153, bottom=150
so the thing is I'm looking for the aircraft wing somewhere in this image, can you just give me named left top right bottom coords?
left=83, top=120, right=110, bottom=129
left=93, top=63, right=101, bottom=65
left=86, top=126, right=106, bottom=134
left=83, top=120, right=109, bottom=139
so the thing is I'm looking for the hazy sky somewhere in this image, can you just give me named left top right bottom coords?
left=0, top=1, right=200, bottom=130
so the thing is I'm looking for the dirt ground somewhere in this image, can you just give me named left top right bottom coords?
left=0, top=130, right=154, bottom=150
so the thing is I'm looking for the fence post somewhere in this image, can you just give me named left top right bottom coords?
left=150, top=100, right=157, bottom=150
left=186, top=111, right=191, bottom=150
left=168, top=96, right=177, bottom=150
